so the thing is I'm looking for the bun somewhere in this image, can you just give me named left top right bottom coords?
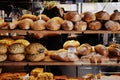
left=94, top=44, right=109, bottom=57
left=8, top=54, right=25, bottom=61
left=61, top=20, right=74, bottom=31
left=74, top=21, right=87, bottom=31
left=31, top=19, right=46, bottom=30
left=105, top=20, right=120, bottom=31
left=46, top=17, right=63, bottom=30
left=63, top=40, right=80, bottom=49
left=13, top=39, right=30, bottom=46
left=95, top=11, right=110, bottom=20
left=20, top=14, right=37, bottom=21
left=37, top=14, right=50, bottom=22
left=0, top=19, right=9, bottom=29
left=18, top=18, right=33, bottom=29
left=88, top=21, right=102, bottom=30
left=26, top=53, right=45, bottom=61
left=8, top=43, right=25, bottom=54
left=0, top=54, right=7, bottom=62
left=64, top=11, right=81, bottom=22
left=9, top=20, right=19, bottom=29
left=110, top=11, right=120, bottom=21
left=25, top=43, right=47, bottom=55
left=0, top=44, right=7, bottom=54
left=83, top=12, right=96, bottom=23
left=76, top=43, right=92, bottom=56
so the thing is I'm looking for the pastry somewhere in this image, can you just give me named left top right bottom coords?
left=64, top=11, right=81, bottom=22
left=13, top=39, right=30, bottom=46
left=105, top=20, right=120, bottom=31
left=61, top=20, right=74, bottom=31
left=94, top=44, right=109, bottom=57
left=31, top=68, right=44, bottom=77
left=63, top=40, right=80, bottom=49
left=83, top=12, right=96, bottom=23
left=31, top=19, right=46, bottom=30
left=74, top=21, right=87, bottom=31
left=88, top=21, right=102, bottom=30
left=0, top=38, right=14, bottom=46
left=0, top=44, right=7, bottom=54
left=8, top=53, right=25, bottom=61
left=8, top=43, right=25, bottom=54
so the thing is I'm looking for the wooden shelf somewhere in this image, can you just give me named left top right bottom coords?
left=0, top=30, right=120, bottom=36
left=0, top=61, right=120, bottom=66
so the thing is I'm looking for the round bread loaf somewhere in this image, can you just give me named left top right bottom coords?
left=61, top=20, right=74, bottom=31
left=31, top=19, right=46, bottom=30
left=74, top=21, right=87, bottom=31
left=25, top=43, right=47, bottom=55
left=26, top=53, right=45, bottom=61
left=37, top=14, right=50, bottom=22
left=110, top=10, right=120, bottom=21
left=8, top=53, right=25, bottom=61
left=94, top=44, right=109, bottom=57
left=88, top=21, right=102, bottom=30
left=105, top=20, right=120, bottom=31
left=0, top=54, right=7, bottom=62
left=76, top=43, right=92, bottom=56
left=95, top=11, right=110, bottom=21
left=20, top=14, right=37, bottom=21
left=83, top=12, right=96, bottom=23
left=8, top=43, right=25, bottom=54
left=18, top=18, right=33, bottom=30
left=64, top=11, right=81, bottom=22
left=9, top=20, right=19, bottom=29
left=0, top=44, right=7, bottom=54
left=63, top=40, right=80, bottom=49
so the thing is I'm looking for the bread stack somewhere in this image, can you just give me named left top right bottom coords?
left=25, top=43, right=47, bottom=61
left=0, top=44, right=7, bottom=62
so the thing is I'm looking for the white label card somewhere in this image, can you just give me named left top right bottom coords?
left=68, top=47, right=76, bottom=53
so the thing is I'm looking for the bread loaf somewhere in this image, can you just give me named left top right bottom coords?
left=74, top=21, right=87, bottom=31
left=94, top=44, right=109, bottom=57
left=0, top=44, right=7, bottom=54
left=110, top=10, right=120, bottom=21
left=37, top=14, right=50, bottom=22
left=0, top=54, right=7, bottom=62
left=88, top=21, right=102, bottom=30
left=20, top=14, right=37, bottom=21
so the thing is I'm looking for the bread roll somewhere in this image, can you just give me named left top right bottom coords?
left=64, top=11, right=81, bottom=22
left=37, top=14, right=50, bottom=22
left=88, top=21, right=102, bottom=30
left=110, top=10, right=120, bottom=21
left=26, top=53, right=45, bottom=61
left=31, top=19, right=46, bottom=30
left=74, top=21, right=87, bottom=31
left=37, top=72, right=53, bottom=80
left=95, top=11, right=110, bottom=21
left=0, top=54, right=7, bottom=62
left=83, top=12, right=96, bottom=23
left=13, top=39, right=30, bottom=46
left=8, top=43, right=25, bottom=54
left=20, top=14, right=37, bottom=21
left=0, top=19, right=9, bottom=29
left=31, top=68, right=44, bottom=77
left=9, top=20, right=19, bottom=29
left=25, top=43, right=47, bottom=55
left=46, top=17, right=63, bottom=30
left=0, top=44, right=7, bottom=54
left=63, top=40, right=80, bottom=49
left=105, top=20, right=120, bottom=31
left=18, top=18, right=33, bottom=29
left=8, top=53, right=25, bottom=61
left=61, top=20, right=74, bottom=31
left=76, top=43, right=92, bottom=56
left=94, top=44, right=109, bottom=57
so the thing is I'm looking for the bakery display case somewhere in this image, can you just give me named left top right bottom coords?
left=0, top=0, right=120, bottom=79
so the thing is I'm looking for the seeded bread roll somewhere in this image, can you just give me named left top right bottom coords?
left=8, top=53, right=25, bottom=61
left=0, top=44, right=7, bottom=54
left=8, top=43, right=25, bottom=54
left=0, top=54, right=7, bottom=62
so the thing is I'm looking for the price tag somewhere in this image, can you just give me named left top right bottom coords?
left=68, top=47, right=76, bottom=53
left=4, top=17, right=12, bottom=22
